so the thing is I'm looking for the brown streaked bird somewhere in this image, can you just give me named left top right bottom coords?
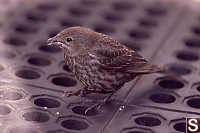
left=47, top=26, right=181, bottom=112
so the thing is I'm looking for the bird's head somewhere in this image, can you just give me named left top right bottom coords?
left=47, top=26, right=97, bottom=56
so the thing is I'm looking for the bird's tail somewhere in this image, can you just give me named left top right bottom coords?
left=128, top=62, right=186, bottom=81
left=150, top=64, right=186, bottom=81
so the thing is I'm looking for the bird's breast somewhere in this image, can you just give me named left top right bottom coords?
left=64, top=54, right=75, bottom=72
left=73, top=57, right=135, bottom=92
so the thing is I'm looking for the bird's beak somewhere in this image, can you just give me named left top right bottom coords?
left=47, top=38, right=53, bottom=45
left=47, top=37, right=66, bottom=48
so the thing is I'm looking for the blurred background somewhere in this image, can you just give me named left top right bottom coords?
left=0, top=0, right=200, bottom=132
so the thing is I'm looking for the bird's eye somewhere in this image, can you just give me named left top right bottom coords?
left=66, top=37, right=73, bottom=42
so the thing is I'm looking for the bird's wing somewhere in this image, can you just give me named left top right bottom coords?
left=91, top=48, right=161, bottom=74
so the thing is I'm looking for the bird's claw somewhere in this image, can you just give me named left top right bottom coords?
left=64, top=91, right=76, bottom=97
left=84, top=103, right=102, bottom=115
left=84, top=93, right=114, bottom=114
left=64, top=89, right=87, bottom=97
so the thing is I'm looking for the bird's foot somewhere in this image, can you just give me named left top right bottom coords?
left=64, top=89, right=88, bottom=97
left=84, top=92, right=115, bottom=114
left=84, top=101, right=105, bottom=115
left=64, top=90, right=81, bottom=97
left=64, top=91, right=76, bottom=97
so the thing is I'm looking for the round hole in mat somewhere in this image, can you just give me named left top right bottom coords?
left=4, top=36, right=26, bottom=46
left=104, top=12, right=124, bottom=22
left=9, top=127, right=39, bottom=133
left=135, top=116, right=161, bottom=127
left=112, top=1, right=134, bottom=11
left=184, top=38, right=200, bottom=48
left=52, top=76, right=77, bottom=87
left=61, top=119, right=89, bottom=130
left=60, top=18, right=80, bottom=28
left=187, top=98, right=200, bottom=109
left=146, top=6, right=167, bottom=16
left=176, top=51, right=199, bottom=61
left=26, top=12, right=47, bottom=23
left=23, top=111, right=49, bottom=122
left=69, top=7, right=90, bottom=17
left=158, top=78, right=184, bottom=89
left=191, top=26, right=200, bottom=36
left=138, top=18, right=158, bottom=28
left=173, top=122, right=186, bottom=132
left=0, top=90, right=23, bottom=100
left=14, top=24, right=37, bottom=34
left=150, top=93, right=176, bottom=103
left=94, top=24, right=115, bottom=34
left=72, top=106, right=98, bottom=116
left=15, top=69, right=40, bottom=79
left=63, top=65, right=71, bottom=72
left=34, top=98, right=61, bottom=108
left=129, top=29, right=150, bottom=40
left=168, top=64, right=192, bottom=75
left=27, top=57, right=51, bottom=66
left=0, top=105, right=11, bottom=115
left=122, top=41, right=142, bottom=51
left=37, top=3, right=58, bottom=11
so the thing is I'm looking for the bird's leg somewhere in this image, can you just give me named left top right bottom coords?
left=85, top=92, right=115, bottom=114
left=64, top=86, right=89, bottom=97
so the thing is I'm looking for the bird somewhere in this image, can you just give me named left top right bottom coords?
left=47, top=26, right=181, bottom=112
